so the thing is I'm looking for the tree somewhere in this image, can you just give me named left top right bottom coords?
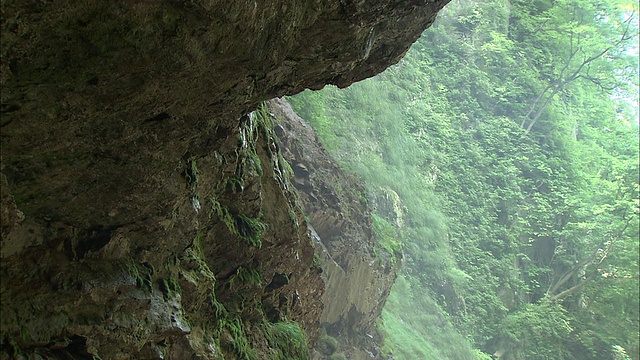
left=290, top=0, right=639, bottom=358
left=515, top=0, right=638, bottom=133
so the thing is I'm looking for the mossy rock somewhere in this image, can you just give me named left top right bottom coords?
left=329, top=352, right=347, bottom=360
left=316, top=334, right=339, bottom=355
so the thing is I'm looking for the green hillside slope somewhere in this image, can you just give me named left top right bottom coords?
left=289, top=0, right=639, bottom=359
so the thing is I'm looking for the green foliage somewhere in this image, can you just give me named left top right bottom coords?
left=372, top=214, right=402, bottom=265
left=379, top=275, right=478, bottom=360
left=494, top=302, right=573, bottom=359
left=264, top=321, right=309, bottom=360
left=473, top=349, right=494, bottom=360
left=290, top=0, right=639, bottom=358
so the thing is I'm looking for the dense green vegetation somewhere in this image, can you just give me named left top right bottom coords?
left=289, top=0, right=639, bottom=359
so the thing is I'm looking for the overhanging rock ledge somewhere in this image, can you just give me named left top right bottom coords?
left=1, top=1, right=449, bottom=358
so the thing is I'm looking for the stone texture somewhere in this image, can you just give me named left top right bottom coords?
left=269, top=98, right=400, bottom=358
left=0, top=0, right=449, bottom=358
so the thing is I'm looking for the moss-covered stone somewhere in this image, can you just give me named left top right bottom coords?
left=316, top=333, right=340, bottom=355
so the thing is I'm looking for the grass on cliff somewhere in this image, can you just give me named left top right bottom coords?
left=379, top=276, right=481, bottom=360
left=264, top=321, right=309, bottom=360
left=372, top=214, right=402, bottom=265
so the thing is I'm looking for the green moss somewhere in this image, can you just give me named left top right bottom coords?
left=217, top=317, right=258, bottom=360
left=281, top=156, right=294, bottom=178
left=208, top=195, right=264, bottom=248
left=181, top=232, right=216, bottom=282
left=235, top=109, right=264, bottom=181
left=249, top=151, right=263, bottom=177
left=225, top=175, right=245, bottom=193
left=210, top=293, right=228, bottom=320
left=160, top=277, right=181, bottom=299
left=230, top=266, right=262, bottom=289
left=127, top=261, right=154, bottom=290
left=191, top=231, right=206, bottom=263
left=235, top=213, right=265, bottom=248
left=316, top=333, right=339, bottom=355
left=20, top=328, right=30, bottom=343
left=264, top=321, right=309, bottom=360
left=288, top=207, right=300, bottom=230
left=254, top=103, right=275, bottom=134
left=252, top=103, right=290, bottom=184
left=208, top=196, right=232, bottom=226
left=182, top=159, right=199, bottom=189
left=372, top=214, right=402, bottom=265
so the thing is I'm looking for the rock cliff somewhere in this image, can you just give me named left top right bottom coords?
left=0, top=0, right=448, bottom=358
left=269, top=98, right=400, bottom=359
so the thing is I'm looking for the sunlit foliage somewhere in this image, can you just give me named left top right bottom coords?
left=290, top=0, right=639, bottom=359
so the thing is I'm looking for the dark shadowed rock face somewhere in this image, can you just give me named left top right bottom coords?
left=0, top=0, right=448, bottom=358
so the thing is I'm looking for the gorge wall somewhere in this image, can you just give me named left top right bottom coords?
left=0, top=0, right=449, bottom=358
left=270, top=98, right=401, bottom=359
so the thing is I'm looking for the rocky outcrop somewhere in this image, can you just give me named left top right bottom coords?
left=269, top=98, right=400, bottom=359
left=1, top=0, right=448, bottom=358
left=1, top=108, right=323, bottom=359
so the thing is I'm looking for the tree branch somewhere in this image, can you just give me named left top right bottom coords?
left=520, top=10, right=635, bottom=133
left=548, top=217, right=633, bottom=301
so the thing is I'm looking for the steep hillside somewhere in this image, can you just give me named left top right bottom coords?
left=288, top=0, right=639, bottom=359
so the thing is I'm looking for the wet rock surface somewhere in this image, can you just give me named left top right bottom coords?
left=1, top=0, right=448, bottom=358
